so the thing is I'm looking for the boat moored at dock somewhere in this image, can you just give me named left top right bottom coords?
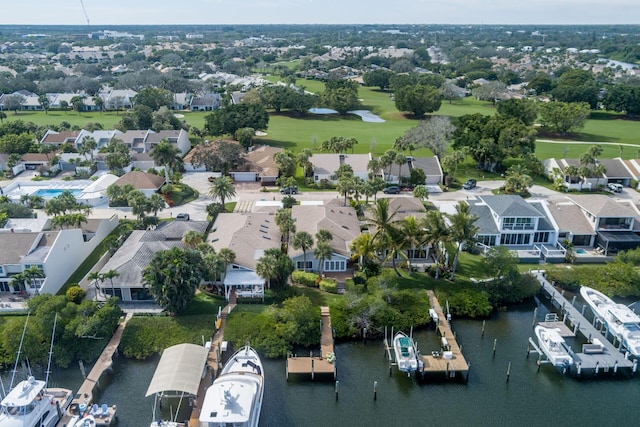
left=393, top=331, right=419, bottom=374
left=534, top=325, right=574, bottom=369
left=580, top=286, right=640, bottom=357
left=199, top=344, right=264, bottom=427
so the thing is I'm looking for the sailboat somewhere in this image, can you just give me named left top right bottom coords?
left=0, top=314, right=73, bottom=427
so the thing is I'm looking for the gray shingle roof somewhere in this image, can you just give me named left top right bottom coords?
left=480, top=195, right=543, bottom=218
left=469, top=204, right=499, bottom=235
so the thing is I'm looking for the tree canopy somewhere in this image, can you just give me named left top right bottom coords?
left=394, top=84, right=442, bottom=117
left=204, top=103, right=269, bottom=136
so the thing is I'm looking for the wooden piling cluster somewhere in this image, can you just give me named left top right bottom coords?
left=286, top=306, right=336, bottom=380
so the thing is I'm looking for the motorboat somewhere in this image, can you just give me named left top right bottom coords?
left=393, top=331, right=419, bottom=374
left=0, top=377, right=72, bottom=427
left=580, top=286, right=640, bottom=356
left=69, top=414, right=97, bottom=427
left=535, top=325, right=574, bottom=368
left=199, top=344, right=264, bottom=427
left=0, top=314, right=72, bottom=427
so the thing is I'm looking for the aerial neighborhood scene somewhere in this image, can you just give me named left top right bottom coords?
left=2, top=1, right=640, bottom=425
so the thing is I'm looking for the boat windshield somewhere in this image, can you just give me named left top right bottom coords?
left=1, top=403, right=36, bottom=416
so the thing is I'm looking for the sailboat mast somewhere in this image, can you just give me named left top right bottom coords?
left=45, top=313, right=58, bottom=388
left=9, top=312, right=30, bottom=389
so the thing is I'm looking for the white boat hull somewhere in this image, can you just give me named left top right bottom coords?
left=393, top=332, right=418, bottom=373
left=199, top=345, right=264, bottom=427
left=581, top=286, right=640, bottom=357
left=535, top=325, right=573, bottom=368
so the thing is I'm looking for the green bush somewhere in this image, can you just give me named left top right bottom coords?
left=292, top=270, right=319, bottom=287
left=65, top=284, right=86, bottom=304
left=319, top=278, right=338, bottom=293
left=436, top=286, right=493, bottom=318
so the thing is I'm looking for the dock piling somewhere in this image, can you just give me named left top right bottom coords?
left=532, top=307, right=537, bottom=327
left=373, top=381, right=378, bottom=400
left=571, top=295, right=576, bottom=306
left=581, top=304, right=586, bottom=316
left=493, top=339, right=497, bottom=357
left=481, top=320, right=485, bottom=337
left=506, top=362, right=511, bottom=383
left=335, top=381, right=339, bottom=400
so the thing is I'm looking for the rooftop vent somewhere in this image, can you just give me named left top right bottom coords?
left=262, top=235, right=271, bottom=240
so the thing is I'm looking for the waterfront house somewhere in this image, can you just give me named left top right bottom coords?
left=209, top=212, right=281, bottom=300
left=0, top=216, right=118, bottom=295
left=289, top=201, right=360, bottom=273
left=95, top=220, right=209, bottom=301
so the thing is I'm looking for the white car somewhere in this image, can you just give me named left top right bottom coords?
left=607, top=183, right=623, bottom=193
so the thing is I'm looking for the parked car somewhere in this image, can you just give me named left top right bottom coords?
left=383, top=186, right=400, bottom=194
left=608, top=183, right=623, bottom=193
left=463, top=179, right=477, bottom=190
left=175, top=213, right=190, bottom=220
left=280, top=186, right=298, bottom=195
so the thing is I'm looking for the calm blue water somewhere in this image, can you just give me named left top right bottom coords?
left=33, top=188, right=83, bottom=198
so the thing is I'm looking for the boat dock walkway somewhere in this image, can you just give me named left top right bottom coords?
left=532, top=271, right=636, bottom=376
left=418, top=291, right=469, bottom=381
left=57, top=313, right=132, bottom=426
left=188, top=292, right=237, bottom=427
left=286, top=306, right=336, bottom=380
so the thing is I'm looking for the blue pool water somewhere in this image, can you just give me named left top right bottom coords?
left=575, top=248, right=587, bottom=254
left=33, top=188, right=83, bottom=198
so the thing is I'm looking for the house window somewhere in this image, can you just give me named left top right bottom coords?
left=0, top=266, right=4, bottom=275
left=296, top=261, right=313, bottom=270
left=324, top=260, right=345, bottom=271
left=406, top=249, right=427, bottom=259
left=502, top=218, right=534, bottom=231
left=478, top=235, right=496, bottom=246
left=534, top=232, right=550, bottom=243
left=500, top=233, right=532, bottom=245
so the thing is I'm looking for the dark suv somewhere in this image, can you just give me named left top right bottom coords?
left=383, top=186, right=400, bottom=194
left=463, top=179, right=477, bottom=190
left=280, top=186, right=298, bottom=195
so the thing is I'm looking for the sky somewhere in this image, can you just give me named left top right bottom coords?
left=2, top=0, right=640, bottom=26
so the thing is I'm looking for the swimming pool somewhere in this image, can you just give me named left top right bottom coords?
left=575, top=248, right=587, bottom=254
left=33, top=188, right=83, bottom=198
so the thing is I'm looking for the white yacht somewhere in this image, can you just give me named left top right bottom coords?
left=535, top=325, right=574, bottom=368
left=393, top=331, right=419, bottom=374
left=581, top=286, right=640, bottom=356
left=199, top=345, right=264, bottom=427
left=0, top=376, right=72, bottom=427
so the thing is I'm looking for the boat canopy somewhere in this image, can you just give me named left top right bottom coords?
left=145, top=343, right=209, bottom=397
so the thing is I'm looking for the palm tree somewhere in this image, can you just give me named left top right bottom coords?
left=292, top=231, right=314, bottom=271
left=368, top=199, right=402, bottom=276
left=218, top=248, right=236, bottom=283
left=413, top=185, right=429, bottom=201
left=10, top=273, right=26, bottom=293
left=314, top=241, right=333, bottom=277
left=81, top=136, right=97, bottom=161
left=315, top=229, right=333, bottom=244
left=209, top=176, right=236, bottom=211
left=22, top=266, right=45, bottom=295
left=256, top=251, right=279, bottom=290
left=394, top=153, right=407, bottom=184
left=102, top=269, right=120, bottom=300
left=38, top=94, right=50, bottom=114
left=87, top=271, right=104, bottom=298
left=592, top=163, right=606, bottom=190
left=148, top=193, right=166, bottom=217
left=151, top=140, right=180, bottom=184
left=447, top=202, right=479, bottom=280
left=275, top=208, right=296, bottom=252
left=504, top=164, right=533, bottom=195
left=350, top=233, right=378, bottom=272
left=182, top=230, right=203, bottom=248
left=423, top=210, right=449, bottom=279
left=397, top=216, right=425, bottom=272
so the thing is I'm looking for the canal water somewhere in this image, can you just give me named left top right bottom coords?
left=4, top=296, right=640, bottom=426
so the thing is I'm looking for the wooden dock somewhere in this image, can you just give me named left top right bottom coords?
left=187, top=292, right=237, bottom=427
left=418, top=291, right=469, bottom=381
left=532, top=271, right=636, bottom=376
left=286, top=306, right=336, bottom=380
left=57, top=313, right=132, bottom=426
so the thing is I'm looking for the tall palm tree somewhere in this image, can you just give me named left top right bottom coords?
left=22, top=266, right=45, bottom=295
left=275, top=208, right=296, bottom=252
left=151, top=140, right=181, bottom=184
left=592, top=163, right=606, bottom=190
left=315, top=229, right=333, bottom=244
left=423, top=210, right=449, bottom=279
left=87, top=271, right=104, bottom=298
left=395, top=153, right=407, bottom=185
left=256, top=250, right=278, bottom=290
left=368, top=198, right=402, bottom=276
left=209, top=176, right=236, bottom=211
left=148, top=193, right=166, bottom=217
left=102, top=269, right=120, bottom=300
left=182, top=230, right=203, bottom=248
left=447, top=202, right=479, bottom=280
left=397, top=216, right=425, bottom=272
left=292, top=231, right=314, bottom=271
left=314, top=241, right=333, bottom=277
left=350, top=233, right=378, bottom=273
left=218, top=248, right=236, bottom=283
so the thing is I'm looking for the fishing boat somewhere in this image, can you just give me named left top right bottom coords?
left=0, top=315, right=73, bottom=427
left=535, top=325, right=574, bottom=368
left=199, top=344, right=264, bottom=427
left=580, top=286, right=640, bottom=356
left=393, top=331, right=419, bottom=374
